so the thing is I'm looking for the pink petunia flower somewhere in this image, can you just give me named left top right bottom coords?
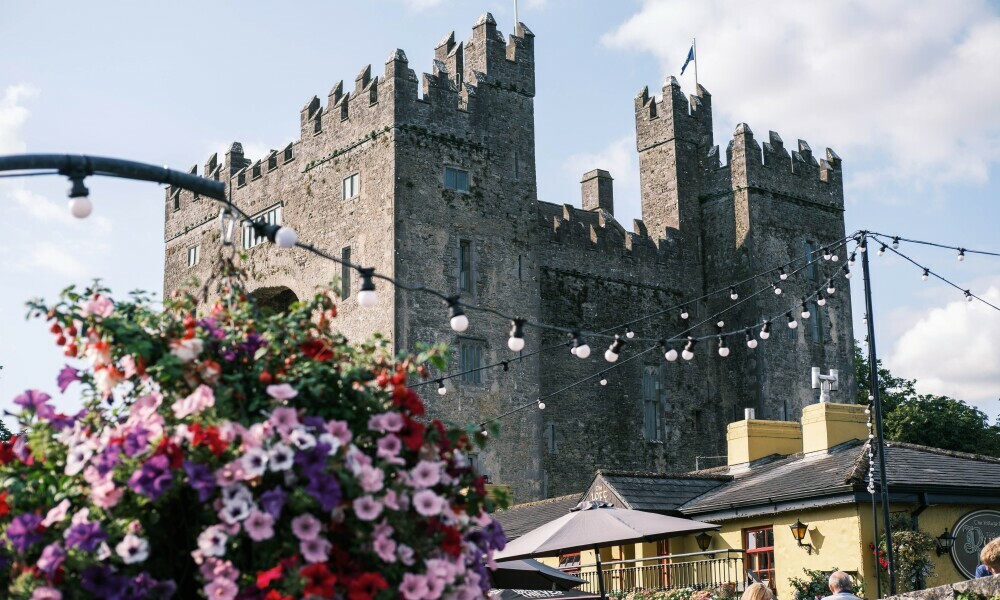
left=269, top=407, right=299, bottom=436
left=399, top=573, right=430, bottom=600
left=266, top=383, right=298, bottom=400
left=412, top=489, right=445, bottom=517
left=326, top=419, right=353, bottom=446
left=376, top=434, right=403, bottom=463
left=243, top=510, right=274, bottom=542
left=357, top=464, right=385, bottom=493
left=31, top=587, right=62, bottom=600
left=353, top=495, right=383, bottom=521
left=291, top=513, right=322, bottom=541
left=299, top=537, right=332, bottom=564
left=42, top=499, right=71, bottom=527
left=374, top=535, right=397, bottom=563
left=397, top=544, right=416, bottom=566
left=203, top=578, right=238, bottom=600
left=172, top=384, right=215, bottom=419
left=409, top=460, right=442, bottom=489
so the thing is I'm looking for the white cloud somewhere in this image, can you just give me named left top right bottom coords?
left=8, top=187, right=113, bottom=233
left=886, top=285, right=1000, bottom=414
left=0, top=84, right=37, bottom=154
left=562, top=135, right=642, bottom=227
left=401, top=0, right=446, bottom=11
left=603, top=0, right=1000, bottom=190
left=23, top=241, right=91, bottom=278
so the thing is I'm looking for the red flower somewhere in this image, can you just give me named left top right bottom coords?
left=400, top=417, right=426, bottom=452
left=300, top=563, right=337, bottom=598
left=392, top=387, right=425, bottom=417
left=190, top=423, right=228, bottom=457
left=347, top=572, right=388, bottom=600
left=0, top=437, right=17, bottom=466
left=300, top=339, right=334, bottom=362
left=391, top=369, right=407, bottom=386
left=440, top=526, right=462, bottom=558
left=263, top=591, right=292, bottom=600
left=153, top=437, right=184, bottom=469
left=0, top=490, right=10, bottom=518
left=257, top=564, right=284, bottom=589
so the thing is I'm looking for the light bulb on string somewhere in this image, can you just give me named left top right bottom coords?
left=877, top=244, right=886, bottom=256
left=604, top=335, right=625, bottom=363
left=447, top=298, right=469, bottom=332
left=849, top=252, right=857, bottom=265
left=858, top=238, right=867, bottom=253
left=274, top=227, right=298, bottom=249
left=537, top=399, right=546, bottom=410
left=773, top=283, right=782, bottom=296
left=730, top=287, right=739, bottom=301
left=67, top=176, right=91, bottom=219
left=480, top=427, right=488, bottom=438
left=787, top=312, right=798, bottom=329
left=801, top=302, right=811, bottom=319
left=680, top=306, right=689, bottom=320
left=717, top=336, right=730, bottom=357
left=745, top=329, right=758, bottom=349
left=843, top=265, right=852, bottom=279
left=436, top=380, right=447, bottom=396
left=681, top=337, right=697, bottom=361
left=822, top=247, right=832, bottom=260
left=965, top=290, right=974, bottom=303
left=716, top=320, right=725, bottom=329
left=664, top=345, right=678, bottom=362
left=759, top=320, right=771, bottom=340
left=921, top=268, right=929, bottom=281
left=571, top=332, right=590, bottom=359
left=831, top=252, right=839, bottom=262
left=826, top=281, right=836, bottom=295
left=778, top=267, right=788, bottom=281
left=357, top=268, right=378, bottom=307
left=958, top=248, right=966, bottom=262
left=817, top=291, right=826, bottom=307
left=625, top=325, right=635, bottom=339
left=508, top=319, right=526, bottom=352
left=892, top=236, right=900, bottom=249
left=599, top=372, right=608, bottom=386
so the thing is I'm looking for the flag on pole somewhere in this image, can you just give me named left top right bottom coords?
left=680, top=44, right=695, bottom=75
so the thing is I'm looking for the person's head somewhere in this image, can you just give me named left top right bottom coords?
left=828, top=571, right=854, bottom=594
left=981, top=537, right=1000, bottom=574
left=741, top=582, right=774, bottom=600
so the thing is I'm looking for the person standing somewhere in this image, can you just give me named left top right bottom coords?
left=821, top=571, right=863, bottom=600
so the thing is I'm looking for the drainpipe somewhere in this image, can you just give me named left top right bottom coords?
left=910, top=493, right=930, bottom=590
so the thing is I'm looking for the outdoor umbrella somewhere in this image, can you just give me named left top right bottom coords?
left=492, top=559, right=588, bottom=591
left=495, top=501, right=718, bottom=599
left=488, top=590, right=602, bottom=599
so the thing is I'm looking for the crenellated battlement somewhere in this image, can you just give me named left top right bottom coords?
left=635, top=77, right=713, bottom=152
left=537, top=201, right=673, bottom=264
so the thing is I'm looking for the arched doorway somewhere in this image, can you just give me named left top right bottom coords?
left=251, top=287, right=299, bottom=317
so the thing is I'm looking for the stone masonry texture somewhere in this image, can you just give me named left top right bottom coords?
left=163, top=14, right=856, bottom=503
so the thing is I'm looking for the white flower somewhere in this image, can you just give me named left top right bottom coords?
left=240, top=448, right=269, bottom=479
left=289, top=428, right=316, bottom=451
left=170, top=337, right=204, bottom=362
left=317, top=433, right=342, bottom=455
left=65, top=445, right=94, bottom=476
left=116, top=534, right=150, bottom=564
left=97, top=541, right=112, bottom=561
left=197, top=526, right=228, bottom=557
left=221, top=484, right=253, bottom=506
left=268, top=443, right=294, bottom=472
left=219, top=499, right=251, bottom=524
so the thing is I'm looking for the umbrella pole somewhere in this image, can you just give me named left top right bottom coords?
left=594, top=544, right=607, bottom=600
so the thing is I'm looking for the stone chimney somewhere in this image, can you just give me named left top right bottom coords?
left=581, top=169, right=614, bottom=215
left=801, top=403, right=868, bottom=455
left=726, top=418, right=802, bottom=467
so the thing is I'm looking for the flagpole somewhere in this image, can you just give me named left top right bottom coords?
left=692, top=37, right=698, bottom=89
left=514, top=0, right=519, bottom=32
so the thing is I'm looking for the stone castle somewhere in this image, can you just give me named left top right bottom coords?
left=164, top=13, right=856, bottom=502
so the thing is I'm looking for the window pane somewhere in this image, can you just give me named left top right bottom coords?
left=445, top=168, right=456, bottom=189
left=341, top=247, right=351, bottom=299
left=459, top=240, right=472, bottom=291
left=457, top=170, right=469, bottom=191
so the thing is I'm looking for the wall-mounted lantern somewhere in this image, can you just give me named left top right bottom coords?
left=696, top=531, right=713, bottom=552
left=935, top=528, right=957, bottom=556
left=790, top=519, right=814, bottom=554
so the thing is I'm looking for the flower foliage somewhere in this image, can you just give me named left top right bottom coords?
left=870, top=513, right=935, bottom=595
left=790, top=567, right=865, bottom=600
left=611, top=586, right=738, bottom=600
left=0, top=284, right=506, bottom=599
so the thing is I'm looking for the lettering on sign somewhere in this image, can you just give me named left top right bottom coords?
left=950, top=509, right=1000, bottom=579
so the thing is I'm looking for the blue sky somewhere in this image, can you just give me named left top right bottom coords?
left=1, top=0, right=998, bottom=429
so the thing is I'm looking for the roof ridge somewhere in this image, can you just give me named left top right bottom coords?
left=886, top=440, right=1000, bottom=464
left=600, top=469, right=733, bottom=481
left=495, top=492, right=583, bottom=513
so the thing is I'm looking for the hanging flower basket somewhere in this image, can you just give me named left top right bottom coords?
left=0, top=282, right=506, bottom=599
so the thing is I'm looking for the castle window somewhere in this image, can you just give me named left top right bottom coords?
left=444, top=166, right=469, bottom=192
left=517, top=255, right=522, bottom=281
left=340, top=99, right=349, bottom=121
left=267, top=153, right=277, bottom=171
left=468, top=452, right=481, bottom=475
left=187, top=245, right=200, bottom=268
left=805, top=240, right=818, bottom=281
left=252, top=162, right=262, bottom=180
left=313, top=114, right=322, bottom=134
left=343, top=173, right=360, bottom=200
left=513, top=151, right=520, bottom=180
left=809, top=301, right=823, bottom=344
left=237, top=170, right=246, bottom=188
left=459, top=239, right=473, bottom=292
left=641, top=365, right=664, bottom=442
left=547, top=423, right=557, bottom=453
left=369, top=86, right=378, bottom=105
left=172, top=190, right=181, bottom=211
left=243, top=204, right=282, bottom=250
left=341, top=247, right=351, bottom=299
left=459, top=338, right=484, bottom=384
left=283, top=144, right=294, bottom=163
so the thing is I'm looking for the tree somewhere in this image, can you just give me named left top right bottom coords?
left=0, top=420, right=10, bottom=442
left=854, top=343, right=1000, bottom=457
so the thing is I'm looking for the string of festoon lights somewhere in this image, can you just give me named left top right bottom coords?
left=412, top=233, right=860, bottom=394
left=474, top=236, right=863, bottom=434
left=866, top=232, right=1000, bottom=312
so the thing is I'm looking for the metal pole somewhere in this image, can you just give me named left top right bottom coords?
left=692, top=38, right=699, bottom=89
left=595, top=544, right=607, bottom=599
left=860, top=233, right=897, bottom=595
left=871, top=489, right=883, bottom=598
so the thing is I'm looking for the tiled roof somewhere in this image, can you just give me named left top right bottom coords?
left=493, top=493, right=583, bottom=541
left=590, top=471, right=730, bottom=512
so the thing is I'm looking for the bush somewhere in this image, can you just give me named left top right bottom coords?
left=0, top=282, right=506, bottom=599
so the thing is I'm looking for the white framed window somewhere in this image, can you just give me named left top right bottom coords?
left=444, top=166, right=469, bottom=192
left=243, top=204, right=282, bottom=250
left=343, top=173, right=360, bottom=199
left=187, top=245, right=200, bottom=267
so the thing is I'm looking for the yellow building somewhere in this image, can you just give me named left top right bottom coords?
left=494, top=403, right=1000, bottom=599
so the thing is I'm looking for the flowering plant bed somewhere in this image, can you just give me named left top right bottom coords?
left=0, top=282, right=505, bottom=599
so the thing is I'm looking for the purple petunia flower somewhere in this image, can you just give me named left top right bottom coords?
left=294, top=442, right=331, bottom=478
left=260, top=487, right=287, bottom=519
left=197, top=318, right=226, bottom=340
left=13, top=389, right=56, bottom=420
left=183, top=461, right=217, bottom=503
left=95, top=446, right=123, bottom=477
left=65, top=521, right=108, bottom=552
left=240, top=333, right=266, bottom=356
left=57, top=365, right=80, bottom=393
left=6, top=513, right=44, bottom=553
left=122, top=426, right=150, bottom=458
left=302, top=416, right=326, bottom=432
left=130, top=572, right=178, bottom=599
left=128, top=454, right=174, bottom=501
left=484, top=519, right=507, bottom=551
left=81, top=565, right=129, bottom=600
left=37, top=543, right=66, bottom=576
left=306, top=473, right=342, bottom=512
